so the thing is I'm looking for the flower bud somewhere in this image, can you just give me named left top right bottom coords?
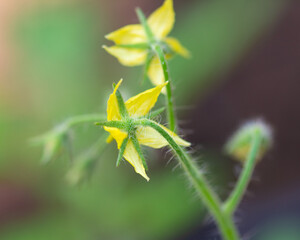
left=31, top=123, right=69, bottom=163
left=225, top=120, right=272, bottom=163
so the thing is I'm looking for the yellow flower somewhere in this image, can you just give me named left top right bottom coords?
left=103, top=0, right=189, bottom=92
left=103, top=79, right=190, bottom=181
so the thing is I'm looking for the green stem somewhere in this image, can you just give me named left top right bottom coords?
left=137, top=119, right=239, bottom=240
left=152, top=44, right=176, bottom=132
left=136, top=8, right=177, bottom=132
left=223, top=130, right=262, bottom=215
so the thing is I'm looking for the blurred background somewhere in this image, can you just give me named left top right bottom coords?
left=1, top=0, right=299, bottom=239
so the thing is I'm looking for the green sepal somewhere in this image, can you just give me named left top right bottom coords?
left=131, top=133, right=148, bottom=171
left=116, top=137, right=129, bottom=167
left=112, top=83, right=128, bottom=118
left=136, top=8, right=155, bottom=43
left=146, top=107, right=165, bottom=119
left=95, top=120, right=125, bottom=129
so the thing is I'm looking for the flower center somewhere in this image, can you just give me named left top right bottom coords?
left=124, top=118, right=137, bottom=137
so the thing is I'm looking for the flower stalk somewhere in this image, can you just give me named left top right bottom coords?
left=135, top=8, right=241, bottom=238
left=152, top=43, right=176, bottom=132
left=136, top=8, right=177, bottom=132
left=223, top=128, right=263, bottom=215
left=136, top=119, right=239, bottom=240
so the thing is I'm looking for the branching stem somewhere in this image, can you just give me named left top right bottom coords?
left=223, top=130, right=262, bottom=215
left=137, top=119, right=239, bottom=240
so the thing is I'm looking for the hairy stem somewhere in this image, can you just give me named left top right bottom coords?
left=223, top=130, right=262, bottom=215
left=152, top=44, right=176, bottom=132
left=137, top=119, right=239, bottom=240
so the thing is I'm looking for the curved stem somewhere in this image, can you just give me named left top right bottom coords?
left=137, top=119, right=239, bottom=240
left=223, top=130, right=262, bottom=215
left=152, top=44, right=176, bottom=132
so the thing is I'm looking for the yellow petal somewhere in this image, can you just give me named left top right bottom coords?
left=103, top=127, right=128, bottom=148
left=136, top=125, right=191, bottom=149
left=105, top=24, right=147, bottom=45
left=107, top=79, right=123, bottom=121
left=147, top=57, right=166, bottom=94
left=125, top=81, right=168, bottom=117
left=148, top=0, right=175, bottom=39
left=103, top=45, right=147, bottom=66
left=106, top=134, right=114, bottom=144
left=123, top=140, right=149, bottom=181
left=165, top=37, right=190, bottom=58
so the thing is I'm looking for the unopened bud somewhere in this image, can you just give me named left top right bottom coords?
left=31, top=123, right=69, bottom=163
left=225, top=120, right=272, bottom=163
